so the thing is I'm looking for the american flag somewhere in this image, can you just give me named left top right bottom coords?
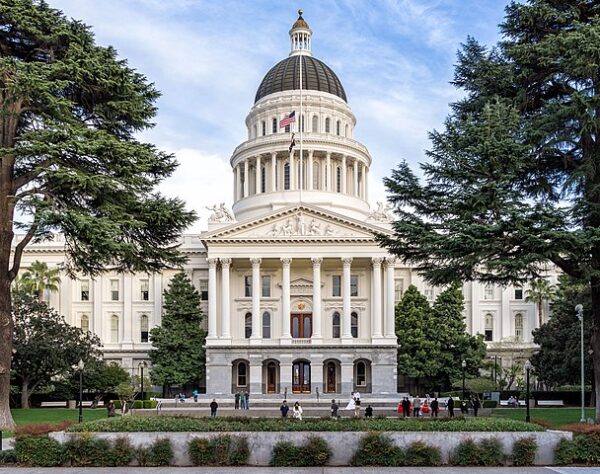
left=279, top=111, right=296, bottom=129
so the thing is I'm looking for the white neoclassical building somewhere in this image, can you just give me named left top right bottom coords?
left=13, top=11, right=556, bottom=395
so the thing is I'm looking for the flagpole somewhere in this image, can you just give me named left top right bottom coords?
left=299, top=52, right=303, bottom=203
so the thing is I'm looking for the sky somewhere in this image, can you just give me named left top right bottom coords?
left=50, top=0, right=508, bottom=232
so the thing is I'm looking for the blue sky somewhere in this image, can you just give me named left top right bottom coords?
left=51, top=0, right=508, bottom=232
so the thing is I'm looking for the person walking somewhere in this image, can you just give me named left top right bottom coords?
left=365, top=404, right=373, bottom=418
left=460, top=399, right=468, bottom=415
left=430, top=398, right=439, bottom=417
left=402, top=397, right=410, bottom=417
left=210, top=398, right=218, bottom=417
left=293, top=401, right=303, bottom=420
left=193, top=389, right=199, bottom=403
left=234, top=391, right=240, bottom=410
left=107, top=400, right=116, bottom=417
left=331, top=399, right=339, bottom=419
left=447, top=397, right=455, bottom=418
left=280, top=400, right=290, bottom=418
left=245, top=391, right=250, bottom=410
left=413, top=396, right=421, bottom=417
left=239, top=391, right=246, bottom=410
left=472, top=396, right=480, bottom=417
left=354, top=391, right=361, bottom=418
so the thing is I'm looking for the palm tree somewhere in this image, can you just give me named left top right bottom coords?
left=19, top=261, right=61, bottom=301
left=526, top=278, right=557, bottom=327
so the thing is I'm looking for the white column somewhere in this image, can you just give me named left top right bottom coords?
left=93, top=278, right=103, bottom=338
left=250, top=257, right=262, bottom=342
left=364, top=166, right=369, bottom=200
left=385, top=257, right=396, bottom=338
left=371, top=257, right=383, bottom=339
left=311, top=257, right=322, bottom=341
left=341, top=155, right=347, bottom=194
left=243, top=159, right=249, bottom=198
left=152, top=273, right=162, bottom=326
left=207, top=258, right=218, bottom=340
left=353, top=159, right=358, bottom=196
left=308, top=150, right=314, bottom=190
left=271, top=152, right=277, bottom=192
left=281, top=257, right=292, bottom=340
left=235, top=165, right=241, bottom=201
left=220, top=258, right=231, bottom=339
left=289, top=151, right=295, bottom=190
left=342, top=257, right=353, bottom=341
left=255, top=155, right=261, bottom=195
left=325, top=152, right=331, bottom=191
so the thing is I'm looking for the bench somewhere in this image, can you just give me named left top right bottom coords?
left=499, top=400, right=527, bottom=407
left=40, top=401, right=66, bottom=408
left=537, top=400, right=564, bottom=407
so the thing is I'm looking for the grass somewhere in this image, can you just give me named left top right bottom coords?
left=2, top=408, right=107, bottom=437
left=491, top=408, right=596, bottom=429
left=69, top=415, right=543, bottom=433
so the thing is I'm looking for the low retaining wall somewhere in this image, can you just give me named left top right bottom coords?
left=51, top=429, right=572, bottom=466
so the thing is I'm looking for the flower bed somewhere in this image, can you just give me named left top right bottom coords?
left=68, top=415, right=543, bottom=433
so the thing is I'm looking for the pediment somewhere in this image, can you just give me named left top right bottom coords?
left=201, top=205, right=391, bottom=243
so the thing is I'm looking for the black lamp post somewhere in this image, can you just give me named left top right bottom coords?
left=139, top=362, right=147, bottom=402
left=525, top=360, right=531, bottom=423
left=77, top=359, right=84, bottom=423
left=461, top=359, right=466, bottom=401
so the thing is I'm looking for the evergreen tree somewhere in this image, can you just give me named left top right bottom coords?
left=149, top=273, right=206, bottom=392
left=377, top=1, right=600, bottom=419
left=0, top=1, right=195, bottom=428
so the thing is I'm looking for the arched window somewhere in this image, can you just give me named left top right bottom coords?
left=261, top=166, right=266, bottom=193
left=336, top=120, right=341, bottom=136
left=336, top=166, right=341, bottom=192
left=140, top=314, right=149, bottom=343
left=356, top=361, right=366, bottom=386
left=345, top=124, right=349, bottom=137
left=351, top=311, right=358, bottom=338
left=303, top=315, right=312, bottom=338
left=262, top=311, right=271, bottom=339
left=261, top=121, right=266, bottom=136
left=332, top=312, right=341, bottom=338
left=515, top=313, right=524, bottom=341
left=110, top=314, right=119, bottom=343
left=253, top=124, right=257, bottom=138
left=237, top=361, right=248, bottom=386
left=284, top=162, right=290, bottom=190
left=301, top=114, right=305, bottom=132
left=312, top=115, right=319, bottom=132
left=312, top=161, right=320, bottom=190
left=272, top=118, right=277, bottom=133
left=325, top=117, right=330, bottom=133
left=245, top=313, right=252, bottom=339
left=484, top=313, right=493, bottom=341
left=80, top=314, right=89, bottom=333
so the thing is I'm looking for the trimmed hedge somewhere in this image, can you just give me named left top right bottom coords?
left=554, top=433, right=600, bottom=465
left=512, top=437, right=537, bottom=466
left=271, top=436, right=331, bottom=467
left=450, top=437, right=504, bottom=466
left=351, top=433, right=441, bottom=467
left=482, top=400, right=498, bottom=408
left=0, top=449, right=17, bottom=464
left=188, top=435, right=249, bottom=466
left=14, top=435, right=66, bottom=467
left=69, top=415, right=543, bottom=433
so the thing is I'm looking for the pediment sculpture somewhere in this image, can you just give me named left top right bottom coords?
left=206, top=203, right=235, bottom=223
left=367, top=201, right=393, bottom=223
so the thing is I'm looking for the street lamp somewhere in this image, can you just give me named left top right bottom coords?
left=461, top=359, right=467, bottom=401
left=524, top=360, right=531, bottom=423
left=575, top=304, right=585, bottom=422
left=77, top=359, right=84, bottom=423
left=139, top=362, right=148, bottom=402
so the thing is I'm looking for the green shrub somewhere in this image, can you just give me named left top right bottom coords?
left=554, top=438, right=576, bottom=465
left=133, top=401, right=143, bottom=409
left=572, top=433, right=600, bottom=464
left=482, top=400, right=498, bottom=408
left=134, top=446, right=150, bottom=466
left=450, top=439, right=481, bottom=466
left=143, top=400, right=158, bottom=409
left=64, top=434, right=114, bottom=466
left=113, top=400, right=122, bottom=409
left=0, top=449, right=17, bottom=464
left=111, top=436, right=134, bottom=466
left=188, top=435, right=248, bottom=466
left=15, top=435, right=66, bottom=467
left=479, top=437, right=504, bottom=466
left=350, top=433, right=404, bottom=466
left=271, top=436, right=331, bottom=467
left=404, top=441, right=441, bottom=466
left=512, top=437, right=537, bottom=466
left=147, top=438, right=174, bottom=466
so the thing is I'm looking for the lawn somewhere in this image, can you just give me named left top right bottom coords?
left=2, top=408, right=107, bottom=436
left=491, top=407, right=596, bottom=428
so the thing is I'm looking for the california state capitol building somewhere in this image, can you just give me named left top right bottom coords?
left=12, top=11, right=557, bottom=396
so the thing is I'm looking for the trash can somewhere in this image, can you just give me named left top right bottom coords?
left=68, top=400, right=76, bottom=409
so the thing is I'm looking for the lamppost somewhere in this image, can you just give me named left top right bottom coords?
left=139, top=362, right=148, bottom=402
left=575, top=304, right=585, bottom=422
left=77, top=359, right=84, bottom=423
left=461, top=359, right=467, bottom=401
left=524, top=360, right=531, bottom=423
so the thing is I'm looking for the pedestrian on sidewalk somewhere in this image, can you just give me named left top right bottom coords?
left=447, top=397, right=455, bottom=418
left=239, top=391, right=246, bottom=410
left=430, top=398, right=439, bottom=417
left=331, top=399, right=339, bottom=419
left=234, top=391, right=240, bottom=410
left=472, top=396, right=480, bottom=417
left=193, top=389, right=199, bottom=403
left=280, top=400, right=289, bottom=418
left=293, top=401, right=303, bottom=420
left=365, top=404, right=373, bottom=418
left=245, top=390, right=250, bottom=410
left=210, top=399, right=218, bottom=417
left=413, top=396, right=421, bottom=417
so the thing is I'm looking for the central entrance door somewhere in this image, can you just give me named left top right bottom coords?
left=267, top=362, right=277, bottom=393
left=292, top=361, right=311, bottom=393
left=326, top=361, right=337, bottom=392
left=291, top=313, right=312, bottom=338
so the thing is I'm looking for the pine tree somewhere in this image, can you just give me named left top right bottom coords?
left=149, top=273, right=206, bottom=392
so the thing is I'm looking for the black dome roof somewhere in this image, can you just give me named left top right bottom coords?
left=255, top=55, right=347, bottom=103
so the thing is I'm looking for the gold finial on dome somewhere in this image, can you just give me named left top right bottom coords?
left=298, top=9, right=303, bottom=16
left=292, top=9, right=309, bottom=30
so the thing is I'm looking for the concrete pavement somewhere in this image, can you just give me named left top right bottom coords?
left=3, top=468, right=600, bottom=473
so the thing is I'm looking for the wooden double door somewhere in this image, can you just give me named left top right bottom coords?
left=292, top=361, right=311, bottom=393
left=291, top=313, right=312, bottom=338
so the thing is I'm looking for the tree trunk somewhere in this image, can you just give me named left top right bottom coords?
left=590, top=277, right=600, bottom=421
left=0, top=275, right=15, bottom=428
left=20, top=380, right=30, bottom=409
left=538, top=301, right=543, bottom=328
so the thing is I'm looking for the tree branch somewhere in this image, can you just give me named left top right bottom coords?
left=550, top=255, right=584, bottom=279
left=9, top=220, right=39, bottom=281
left=13, top=158, right=55, bottom=191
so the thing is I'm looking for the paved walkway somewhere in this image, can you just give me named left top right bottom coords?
left=4, top=468, right=600, bottom=473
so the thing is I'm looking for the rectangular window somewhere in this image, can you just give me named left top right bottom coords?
left=514, top=287, right=523, bottom=300
left=350, top=275, right=359, bottom=297
left=484, top=314, right=494, bottom=342
left=244, top=275, right=252, bottom=297
left=80, top=280, right=90, bottom=301
left=424, top=287, right=433, bottom=301
left=199, top=279, right=209, bottom=301
left=484, top=284, right=494, bottom=300
left=262, top=275, right=271, bottom=297
left=110, top=279, right=119, bottom=301
left=262, top=121, right=266, bottom=136
left=140, top=279, right=149, bottom=301
left=394, top=278, right=404, bottom=302
left=332, top=275, right=341, bottom=297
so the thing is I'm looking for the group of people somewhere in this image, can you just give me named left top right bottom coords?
left=398, top=395, right=481, bottom=418
left=279, top=394, right=374, bottom=421
left=279, top=400, right=304, bottom=420
left=234, top=390, right=250, bottom=409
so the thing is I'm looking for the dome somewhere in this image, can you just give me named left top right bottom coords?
left=254, top=55, right=347, bottom=103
